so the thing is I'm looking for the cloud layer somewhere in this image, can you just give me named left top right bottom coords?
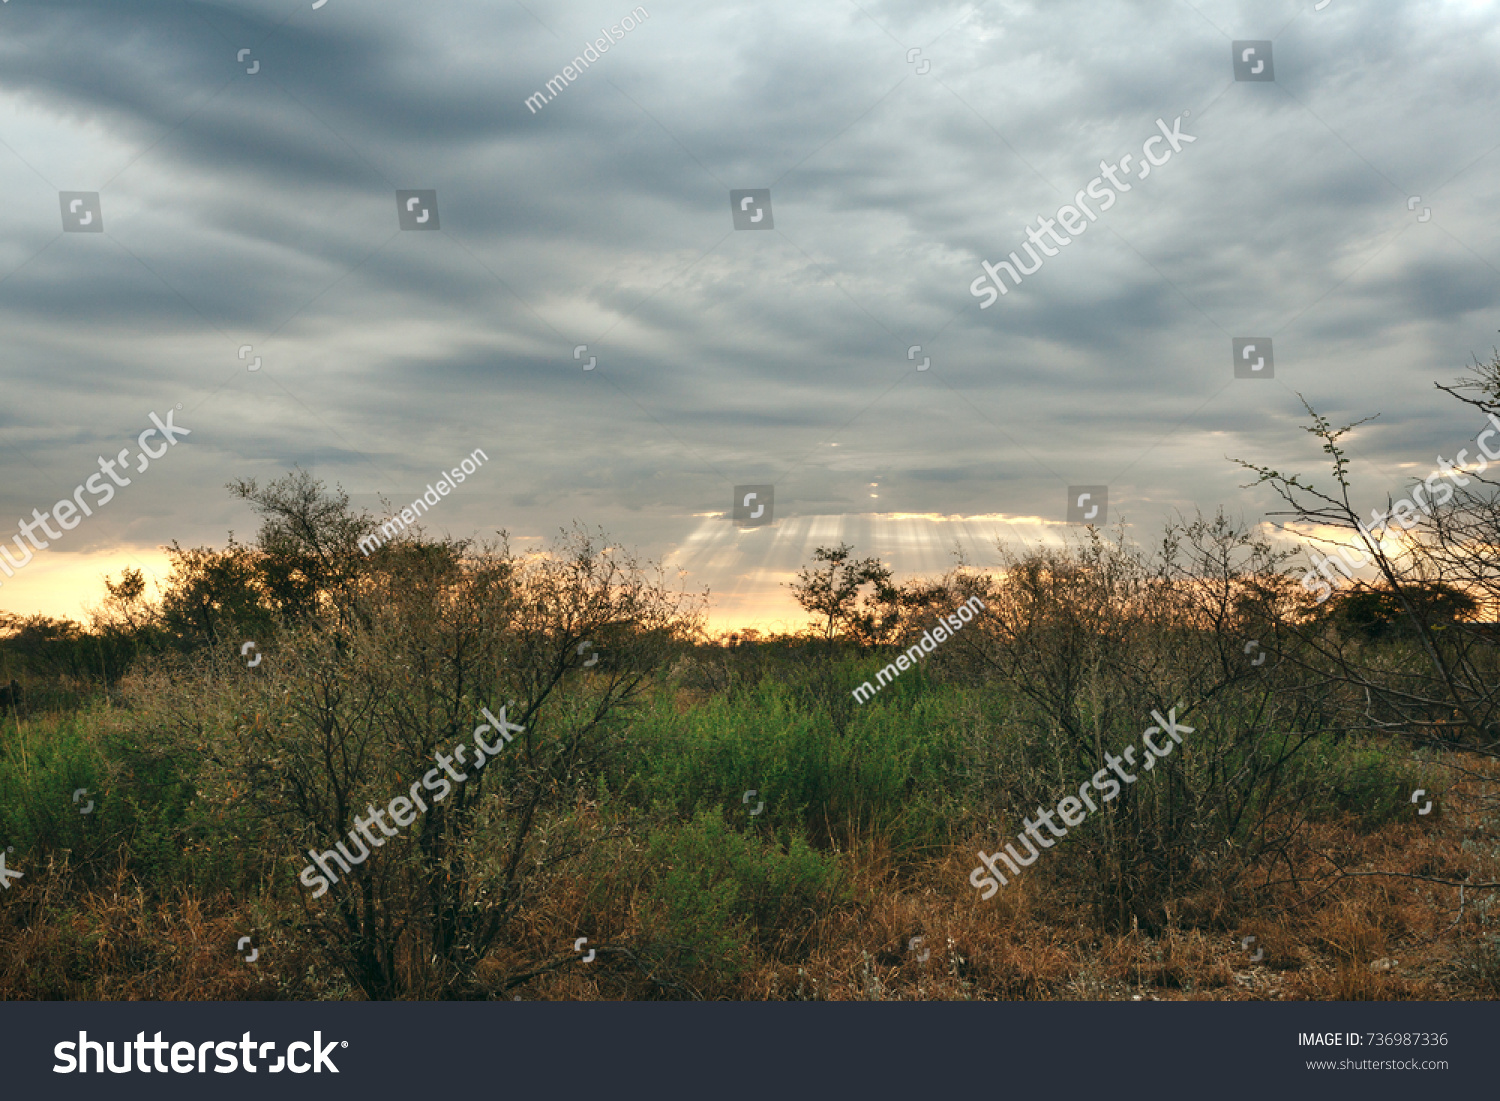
left=1, top=0, right=1497, bottom=626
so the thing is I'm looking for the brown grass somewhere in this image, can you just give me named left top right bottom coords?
left=4, top=754, right=1497, bottom=1001
left=0, top=859, right=327, bottom=1000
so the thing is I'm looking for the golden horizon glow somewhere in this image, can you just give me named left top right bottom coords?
left=0, top=511, right=1083, bottom=631
left=0, top=545, right=175, bottom=625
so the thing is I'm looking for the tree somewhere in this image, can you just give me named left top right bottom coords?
left=1238, top=346, right=1500, bottom=748
left=227, top=470, right=383, bottom=627
left=97, top=568, right=151, bottom=633
left=788, top=543, right=897, bottom=644
left=1326, top=580, right=1477, bottom=643
left=157, top=540, right=273, bottom=649
left=80, top=473, right=384, bottom=656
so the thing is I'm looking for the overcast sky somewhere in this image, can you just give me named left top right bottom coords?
left=1, top=0, right=1497, bottom=630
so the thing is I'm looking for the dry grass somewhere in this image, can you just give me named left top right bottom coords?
left=508, top=751, right=1500, bottom=1002
left=4, top=754, right=1496, bottom=1002
left=0, top=859, right=326, bottom=1000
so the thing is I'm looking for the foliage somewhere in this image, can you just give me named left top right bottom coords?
left=788, top=542, right=898, bottom=644
left=633, top=811, right=844, bottom=986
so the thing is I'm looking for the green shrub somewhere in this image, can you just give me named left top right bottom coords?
left=635, top=810, right=845, bottom=985
left=0, top=712, right=104, bottom=858
left=1278, top=736, right=1429, bottom=830
left=0, top=707, right=247, bottom=890
left=617, top=678, right=971, bottom=856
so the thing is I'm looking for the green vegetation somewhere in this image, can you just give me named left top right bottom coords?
left=3, top=355, right=1500, bottom=999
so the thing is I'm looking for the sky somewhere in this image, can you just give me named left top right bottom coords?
left=0, top=0, right=1497, bottom=633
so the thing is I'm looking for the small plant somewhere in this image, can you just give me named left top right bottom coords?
left=635, top=810, right=844, bottom=987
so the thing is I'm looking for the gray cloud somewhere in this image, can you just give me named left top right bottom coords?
left=2, top=0, right=1498, bottom=622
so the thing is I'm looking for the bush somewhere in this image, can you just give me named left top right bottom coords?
left=0, top=708, right=223, bottom=887
left=1279, top=737, right=1430, bottom=830
left=118, top=524, right=700, bottom=999
left=617, top=678, right=968, bottom=857
left=635, top=810, right=844, bottom=987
